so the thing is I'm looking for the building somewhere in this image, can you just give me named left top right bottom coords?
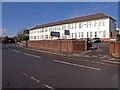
left=29, top=13, right=116, bottom=41
left=116, top=28, right=120, bottom=34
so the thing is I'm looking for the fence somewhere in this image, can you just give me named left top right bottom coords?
left=109, top=41, right=120, bottom=57
left=28, top=40, right=87, bottom=52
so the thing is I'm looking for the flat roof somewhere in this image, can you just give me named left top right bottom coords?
left=30, top=13, right=116, bottom=30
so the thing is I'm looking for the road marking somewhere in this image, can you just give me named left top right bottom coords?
left=24, top=53, right=32, bottom=56
left=21, top=72, right=29, bottom=77
left=12, top=50, right=20, bottom=53
left=30, top=77, right=40, bottom=83
left=44, top=84, right=54, bottom=90
left=24, top=53, right=41, bottom=58
left=54, top=60, right=101, bottom=71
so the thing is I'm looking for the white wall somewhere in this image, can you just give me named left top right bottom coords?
left=29, top=18, right=116, bottom=40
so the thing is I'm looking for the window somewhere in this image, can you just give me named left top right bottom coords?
left=99, top=31, right=102, bottom=37
left=90, top=21, right=92, bottom=27
left=31, top=36, right=33, bottom=39
left=90, top=32, right=92, bottom=38
left=75, top=33, right=77, bottom=38
left=79, top=32, right=81, bottom=38
left=79, top=23, right=82, bottom=28
left=69, top=24, right=71, bottom=29
left=81, top=32, right=84, bottom=38
left=72, top=24, right=73, bottom=29
left=103, top=20, right=105, bottom=26
left=99, top=20, right=101, bottom=26
left=37, top=30, right=39, bottom=33
left=87, top=22, right=89, bottom=28
left=42, top=35, right=44, bottom=39
left=94, top=21, right=97, bottom=27
left=34, top=30, right=36, bottom=33
left=103, top=31, right=106, bottom=37
left=87, top=32, right=89, bottom=38
left=45, top=35, right=48, bottom=39
left=95, top=32, right=97, bottom=38
left=62, top=25, right=66, bottom=30
left=75, top=23, right=77, bottom=29
left=72, top=33, right=74, bottom=38
left=37, top=36, right=40, bottom=39
left=34, top=36, right=36, bottom=39
left=49, top=35, right=51, bottom=39
left=42, top=28, right=44, bottom=32
left=45, top=28, right=48, bottom=32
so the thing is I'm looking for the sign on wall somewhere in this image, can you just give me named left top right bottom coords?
left=65, top=30, right=70, bottom=35
left=50, top=31, right=60, bottom=37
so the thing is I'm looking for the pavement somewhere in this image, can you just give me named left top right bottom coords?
left=2, top=43, right=120, bottom=89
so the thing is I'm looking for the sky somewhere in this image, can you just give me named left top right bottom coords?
left=2, top=2, right=118, bottom=37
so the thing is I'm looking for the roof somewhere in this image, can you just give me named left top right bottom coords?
left=30, top=13, right=116, bottom=30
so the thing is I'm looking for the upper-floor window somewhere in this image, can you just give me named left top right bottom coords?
left=103, top=20, right=105, bottom=26
left=37, top=30, right=39, bottom=33
left=62, top=25, right=66, bottom=30
left=34, top=30, right=36, bottom=33
left=99, top=20, right=101, bottom=26
left=42, top=28, right=44, bottom=32
left=69, top=24, right=71, bottom=29
left=90, top=21, right=92, bottom=27
left=75, top=23, right=77, bottom=29
left=87, top=22, right=89, bottom=28
left=79, top=23, right=82, bottom=28
left=72, top=24, right=73, bottom=29
left=94, top=21, right=97, bottom=27
left=45, top=28, right=48, bottom=32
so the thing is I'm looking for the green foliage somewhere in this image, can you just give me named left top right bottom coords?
left=2, top=36, right=10, bottom=44
left=16, top=29, right=29, bottom=42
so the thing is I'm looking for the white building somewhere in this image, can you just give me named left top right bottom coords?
left=29, top=13, right=116, bottom=41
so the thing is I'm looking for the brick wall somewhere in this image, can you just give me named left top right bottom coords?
left=28, top=40, right=87, bottom=52
left=109, top=41, right=120, bottom=57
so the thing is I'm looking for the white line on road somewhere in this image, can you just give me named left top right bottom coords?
left=54, top=60, right=101, bottom=71
left=44, top=84, right=54, bottom=90
left=20, top=71, right=54, bottom=89
left=12, top=50, right=20, bottom=53
left=30, top=77, right=40, bottom=83
left=24, top=53, right=41, bottom=58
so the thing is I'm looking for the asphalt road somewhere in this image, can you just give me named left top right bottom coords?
left=2, top=44, right=119, bottom=89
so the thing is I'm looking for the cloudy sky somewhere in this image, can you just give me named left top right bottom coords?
left=2, top=2, right=118, bottom=37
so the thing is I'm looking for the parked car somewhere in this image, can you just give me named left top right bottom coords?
left=91, top=38, right=101, bottom=43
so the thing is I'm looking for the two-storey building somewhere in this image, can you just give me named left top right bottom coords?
left=29, top=13, right=116, bottom=41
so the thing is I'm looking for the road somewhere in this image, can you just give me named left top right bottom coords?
left=2, top=44, right=119, bottom=89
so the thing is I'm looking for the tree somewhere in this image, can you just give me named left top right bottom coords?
left=16, top=29, right=29, bottom=42
left=2, top=36, right=9, bottom=44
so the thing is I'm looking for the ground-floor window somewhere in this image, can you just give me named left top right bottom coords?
left=103, top=31, right=106, bottom=37
left=87, top=32, right=89, bottom=38
left=37, top=36, right=40, bottom=39
left=95, top=32, right=97, bottom=38
left=90, top=32, right=92, bottom=38
left=75, top=33, right=77, bottom=38
left=34, top=36, right=36, bottom=39
left=79, top=32, right=81, bottom=38
left=81, top=32, right=84, bottom=38
left=45, top=35, right=48, bottom=39
left=72, top=33, right=74, bottom=38
left=31, top=36, right=33, bottom=39
left=99, top=31, right=102, bottom=37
